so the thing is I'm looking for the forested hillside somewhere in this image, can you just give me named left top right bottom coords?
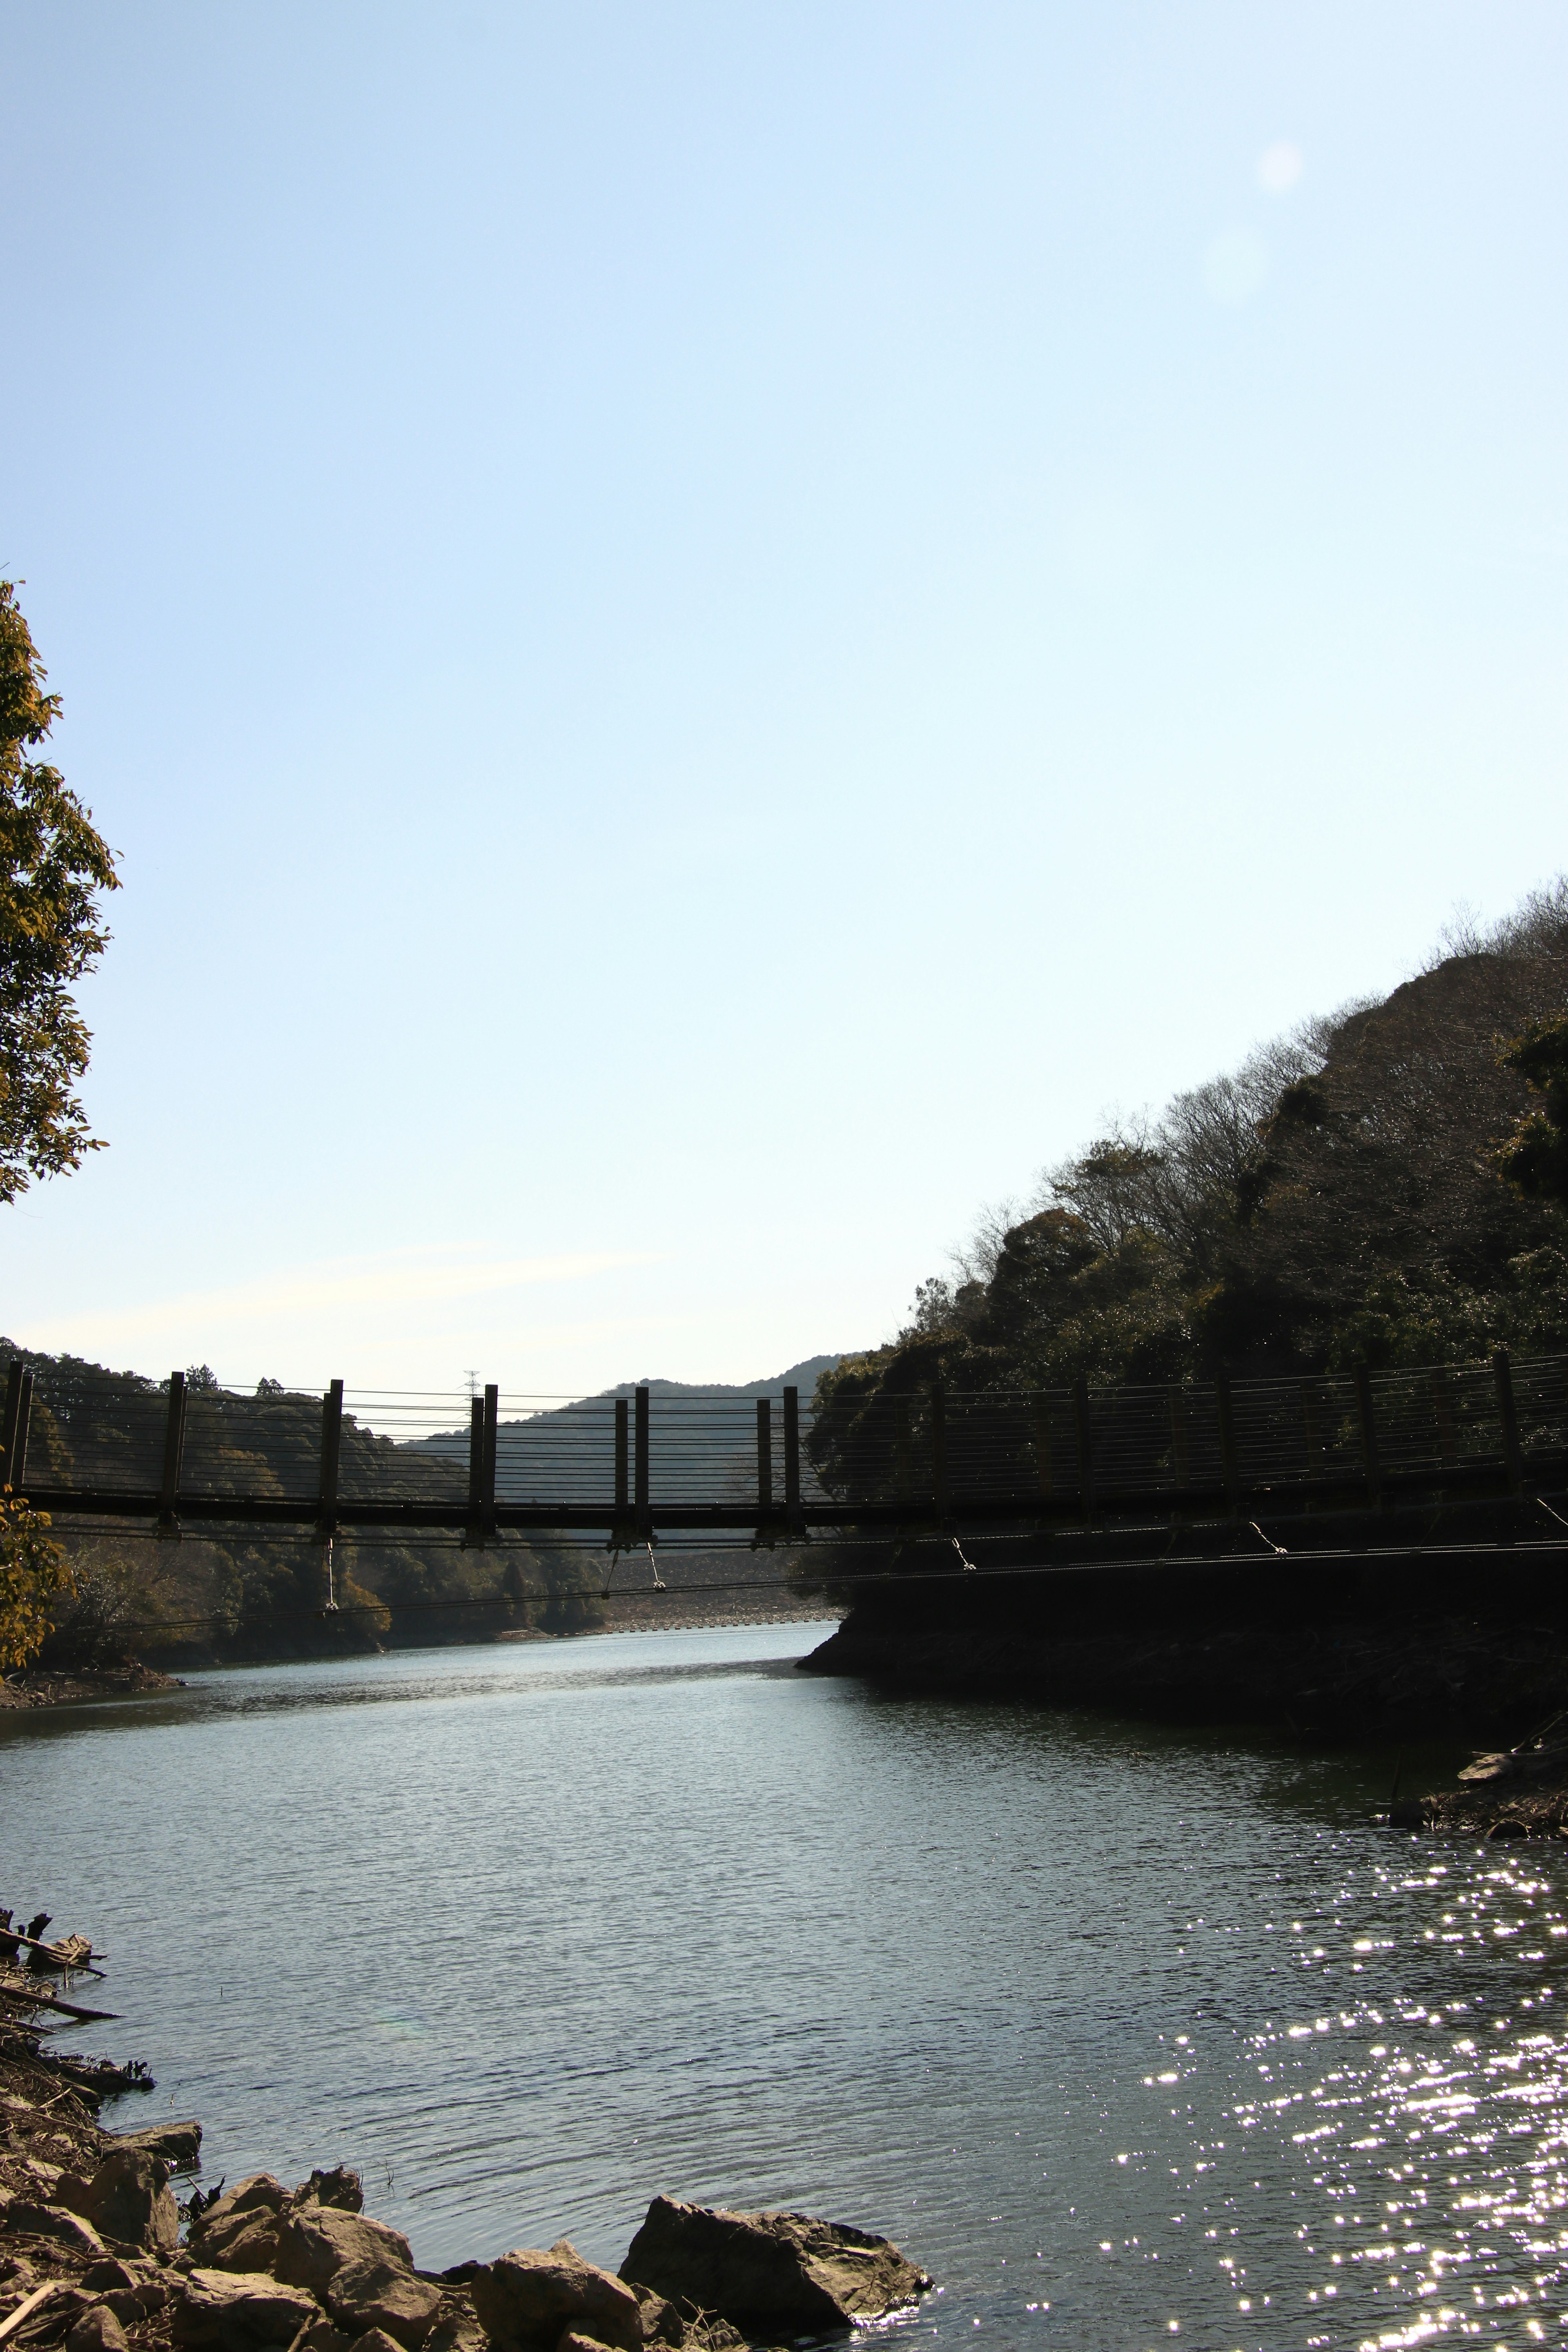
left=813, top=884, right=1568, bottom=1462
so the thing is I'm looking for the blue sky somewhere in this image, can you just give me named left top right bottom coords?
left=2, top=1, right=1565, bottom=1399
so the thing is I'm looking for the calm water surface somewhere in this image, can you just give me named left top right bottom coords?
left=2, top=1623, right=1564, bottom=2350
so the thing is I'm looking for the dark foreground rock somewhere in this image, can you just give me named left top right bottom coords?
left=620, top=2196, right=933, bottom=2334
left=472, top=2240, right=643, bottom=2352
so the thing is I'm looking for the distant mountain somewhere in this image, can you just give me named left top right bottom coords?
left=602, top=1356, right=842, bottom=1401
left=413, top=1356, right=846, bottom=1507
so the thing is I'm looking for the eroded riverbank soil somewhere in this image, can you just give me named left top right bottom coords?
left=802, top=1542, right=1567, bottom=1737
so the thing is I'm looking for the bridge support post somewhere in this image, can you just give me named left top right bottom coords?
left=1353, top=1363, right=1383, bottom=1510
left=466, top=1395, right=483, bottom=1546
left=1492, top=1349, right=1523, bottom=1495
left=1072, top=1379, right=1095, bottom=1522
left=635, top=1385, right=650, bottom=1541
left=317, top=1379, right=344, bottom=1542
left=783, top=1385, right=804, bottom=1539
left=930, top=1383, right=949, bottom=1527
left=158, top=1370, right=188, bottom=1537
left=482, top=1384, right=499, bottom=1544
left=1168, top=1387, right=1191, bottom=1511
left=756, top=1398, right=772, bottom=1514
left=1214, top=1374, right=1241, bottom=1517
left=1029, top=1395, right=1054, bottom=1503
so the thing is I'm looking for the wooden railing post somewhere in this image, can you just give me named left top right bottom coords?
left=1214, top=1373, right=1241, bottom=1516
left=1072, top=1378, right=1095, bottom=1521
left=931, top=1382, right=948, bottom=1524
left=615, top=1396, right=630, bottom=1518
left=1353, top=1363, right=1383, bottom=1509
left=157, top=1370, right=188, bottom=1536
left=1030, top=1395, right=1054, bottom=1502
left=9, top=1372, right=31, bottom=1491
left=756, top=1397, right=772, bottom=1514
left=1, top=1363, right=22, bottom=1489
left=1167, top=1386, right=1190, bottom=1492
left=1492, top=1348, right=1523, bottom=1495
left=317, top=1379, right=344, bottom=1539
left=635, top=1384, right=650, bottom=1539
left=782, top=1385, right=803, bottom=1537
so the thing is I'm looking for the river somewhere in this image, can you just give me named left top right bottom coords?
left=3, top=1623, right=1564, bottom=2348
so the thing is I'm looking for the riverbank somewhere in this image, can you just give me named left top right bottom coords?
left=0, top=1664, right=184, bottom=1711
left=801, top=1540, right=1568, bottom=1737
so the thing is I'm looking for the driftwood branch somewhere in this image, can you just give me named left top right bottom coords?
left=0, top=1981, right=118, bottom=2023
left=0, top=2283, right=60, bottom=2345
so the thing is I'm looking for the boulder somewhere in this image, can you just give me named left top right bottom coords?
left=190, top=2174, right=289, bottom=2238
left=196, top=2207, right=284, bottom=2274
left=421, top=2301, right=486, bottom=2352
left=2, top=2201, right=107, bottom=2258
left=344, top=2334, right=405, bottom=2352
left=105, top=2120, right=203, bottom=2172
left=325, top=2257, right=441, bottom=2350
left=80, top=2261, right=141, bottom=2295
left=170, top=2267, right=323, bottom=2349
left=619, top=2198, right=932, bottom=2334
left=274, top=2207, right=415, bottom=2297
left=93, top=2291, right=149, bottom=2329
left=626, top=2285, right=684, bottom=2346
left=471, top=2240, right=644, bottom=2352
left=65, top=2309, right=129, bottom=2352
left=71, top=2149, right=180, bottom=2253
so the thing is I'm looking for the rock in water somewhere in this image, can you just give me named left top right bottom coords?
left=292, top=2165, right=365, bottom=2214
left=103, top=2120, right=203, bottom=2172
left=471, top=2239, right=644, bottom=2352
left=619, top=2198, right=933, bottom=2334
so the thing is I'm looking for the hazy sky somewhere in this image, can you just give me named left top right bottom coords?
left=2, top=2, right=1564, bottom=1401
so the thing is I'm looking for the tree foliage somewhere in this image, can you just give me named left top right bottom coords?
left=1495, top=1012, right=1568, bottom=1211
left=0, top=581, right=119, bottom=1203
left=0, top=1490, right=74, bottom=1669
left=812, top=882, right=1568, bottom=1459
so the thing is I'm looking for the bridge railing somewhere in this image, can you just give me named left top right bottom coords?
left=0, top=1348, right=1563, bottom=1539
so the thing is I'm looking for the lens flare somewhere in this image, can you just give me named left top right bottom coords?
left=1258, top=140, right=1304, bottom=193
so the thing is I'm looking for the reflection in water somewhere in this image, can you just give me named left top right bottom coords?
left=2, top=1625, right=1562, bottom=2347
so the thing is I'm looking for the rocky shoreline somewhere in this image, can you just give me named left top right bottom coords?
left=0, top=1666, right=185, bottom=1712
left=0, top=1915, right=931, bottom=2352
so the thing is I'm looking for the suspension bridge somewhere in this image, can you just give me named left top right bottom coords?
left=3, top=1348, right=1564, bottom=1568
